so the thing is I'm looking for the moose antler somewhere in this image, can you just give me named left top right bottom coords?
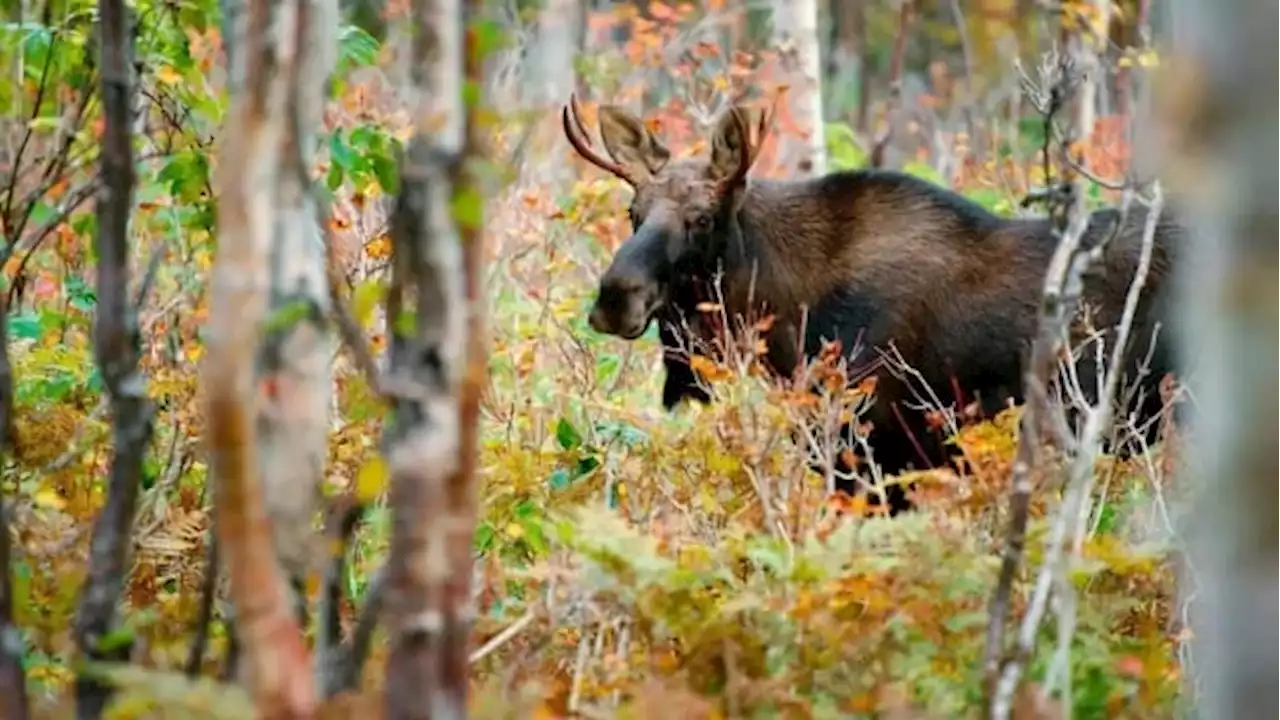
left=722, top=91, right=780, bottom=188
left=561, top=93, right=638, bottom=186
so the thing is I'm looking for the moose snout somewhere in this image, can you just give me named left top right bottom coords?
left=587, top=271, right=661, bottom=340
left=587, top=304, right=609, bottom=333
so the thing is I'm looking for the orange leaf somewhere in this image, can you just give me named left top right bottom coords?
left=689, top=354, right=731, bottom=383
left=648, top=1, right=677, bottom=22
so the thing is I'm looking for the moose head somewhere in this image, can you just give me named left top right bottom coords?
left=561, top=94, right=774, bottom=340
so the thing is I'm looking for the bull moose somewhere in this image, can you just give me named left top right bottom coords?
left=561, top=94, right=1184, bottom=514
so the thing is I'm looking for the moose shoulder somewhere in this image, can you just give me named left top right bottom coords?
left=561, top=95, right=1184, bottom=511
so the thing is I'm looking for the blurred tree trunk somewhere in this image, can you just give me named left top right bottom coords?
left=205, top=0, right=340, bottom=712
left=827, top=0, right=866, bottom=128
left=527, top=0, right=580, bottom=107
left=72, top=2, right=154, bottom=717
left=1166, top=0, right=1279, bottom=716
left=252, top=0, right=339, bottom=617
left=526, top=0, right=582, bottom=183
left=0, top=335, right=24, bottom=712
left=769, top=0, right=826, bottom=176
left=381, top=0, right=490, bottom=715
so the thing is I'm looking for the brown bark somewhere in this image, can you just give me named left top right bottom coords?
left=72, top=2, right=155, bottom=717
left=204, top=0, right=318, bottom=715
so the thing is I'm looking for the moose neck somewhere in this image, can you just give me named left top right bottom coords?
left=713, top=177, right=842, bottom=323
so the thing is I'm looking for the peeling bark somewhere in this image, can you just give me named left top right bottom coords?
left=72, top=3, right=153, bottom=718
left=381, top=0, right=489, bottom=716
left=204, top=0, right=323, bottom=715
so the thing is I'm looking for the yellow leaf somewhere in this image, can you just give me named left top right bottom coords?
left=33, top=488, right=66, bottom=510
left=504, top=522, right=524, bottom=539
left=355, top=456, right=389, bottom=504
left=350, top=280, right=387, bottom=328
left=155, top=65, right=183, bottom=85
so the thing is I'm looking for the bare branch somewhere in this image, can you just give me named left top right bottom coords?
left=983, top=8, right=1125, bottom=715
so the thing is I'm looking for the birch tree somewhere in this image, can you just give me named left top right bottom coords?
left=380, top=0, right=490, bottom=715
left=205, top=0, right=340, bottom=714
left=769, top=0, right=826, bottom=175
left=525, top=0, right=582, bottom=185
left=1166, top=0, right=1278, bottom=716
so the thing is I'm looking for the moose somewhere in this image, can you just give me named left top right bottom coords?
left=560, top=94, right=1184, bottom=514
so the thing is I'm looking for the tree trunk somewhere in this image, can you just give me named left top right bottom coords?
left=73, top=2, right=155, bottom=717
left=381, top=0, right=489, bottom=716
left=204, top=0, right=339, bottom=713
left=526, top=0, right=582, bottom=184
left=1166, top=0, right=1279, bottom=716
left=769, top=0, right=826, bottom=176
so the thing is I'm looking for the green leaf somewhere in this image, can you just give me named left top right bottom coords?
left=337, top=24, right=380, bottom=71
left=594, top=354, right=619, bottom=384
left=157, top=149, right=210, bottom=203
left=328, top=129, right=357, bottom=172
left=64, top=274, right=96, bottom=311
left=9, top=313, right=41, bottom=340
left=470, top=19, right=509, bottom=60
left=521, top=518, right=548, bottom=556
left=96, top=626, right=135, bottom=653
left=546, top=469, right=570, bottom=491
left=371, top=154, right=399, bottom=194
left=474, top=521, right=496, bottom=553
left=350, top=279, right=387, bottom=328
left=263, top=299, right=314, bottom=334
left=451, top=186, right=484, bottom=232
left=325, top=162, right=345, bottom=191
left=28, top=200, right=55, bottom=229
left=824, top=121, right=868, bottom=171
left=554, top=417, right=582, bottom=450
left=574, top=455, right=600, bottom=477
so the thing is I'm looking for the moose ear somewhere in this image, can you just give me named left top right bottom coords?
left=597, top=106, right=671, bottom=180
left=709, top=105, right=764, bottom=185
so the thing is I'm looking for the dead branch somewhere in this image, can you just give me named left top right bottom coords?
left=71, top=4, right=153, bottom=717
left=982, top=1, right=1165, bottom=714
left=982, top=30, right=1106, bottom=720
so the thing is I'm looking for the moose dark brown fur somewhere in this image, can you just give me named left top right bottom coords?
left=561, top=95, right=1184, bottom=513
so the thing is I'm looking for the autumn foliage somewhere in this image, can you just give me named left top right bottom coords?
left=0, top=1, right=1190, bottom=718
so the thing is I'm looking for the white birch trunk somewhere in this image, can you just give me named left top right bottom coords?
left=526, top=0, right=582, bottom=184
left=770, top=0, right=826, bottom=176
